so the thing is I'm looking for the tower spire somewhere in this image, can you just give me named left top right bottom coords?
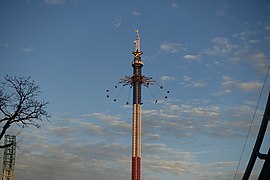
left=134, top=29, right=141, bottom=52
left=133, top=30, right=143, bottom=59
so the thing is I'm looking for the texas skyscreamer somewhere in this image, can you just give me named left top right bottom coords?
left=119, top=30, right=155, bottom=180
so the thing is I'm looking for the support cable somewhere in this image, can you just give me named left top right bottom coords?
left=126, top=86, right=132, bottom=105
left=146, top=86, right=157, bottom=103
left=233, top=64, right=270, bottom=180
left=114, top=84, right=124, bottom=102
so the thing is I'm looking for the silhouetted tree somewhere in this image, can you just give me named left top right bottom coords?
left=0, top=75, right=50, bottom=148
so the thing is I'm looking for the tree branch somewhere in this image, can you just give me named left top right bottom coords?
left=0, top=75, right=50, bottom=148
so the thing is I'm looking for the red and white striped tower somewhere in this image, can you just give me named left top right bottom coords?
left=120, top=30, right=154, bottom=180
left=131, top=30, right=143, bottom=180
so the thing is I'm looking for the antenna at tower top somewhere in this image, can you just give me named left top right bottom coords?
left=134, top=29, right=141, bottom=52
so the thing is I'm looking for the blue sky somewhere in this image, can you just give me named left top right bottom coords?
left=0, top=0, right=270, bottom=179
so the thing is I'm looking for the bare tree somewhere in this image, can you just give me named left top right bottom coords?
left=0, top=75, right=50, bottom=148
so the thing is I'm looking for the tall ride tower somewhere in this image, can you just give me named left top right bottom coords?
left=120, top=30, right=154, bottom=180
left=131, top=30, right=143, bottom=180
left=1, top=135, right=16, bottom=180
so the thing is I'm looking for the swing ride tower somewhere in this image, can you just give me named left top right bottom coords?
left=106, top=30, right=169, bottom=179
left=130, top=30, right=143, bottom=180
left=119, top=30, right=154, bottom=180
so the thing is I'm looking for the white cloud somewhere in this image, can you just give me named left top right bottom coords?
left=171, top=3, right=179, bottom=9
left=238, top=81, right=262, bottom=91
left=142, top=98, right=262, bottom=140
left=221, top=75, right=236, bottom=87
left=160, top=76, right=175, bottom=82
left=182, top=75, right=206, bottom=88
left=80, top=122, right=104, bottom=135
left=203, top=37, right=236, bottom=55
left=86, top=112, right=122, bottom=122
left=183, top=54, right=199, bottom=61
left=183, top=75, right=192, bottom=82
left=221, top=75, right=263, bottom=92
left=216, top=10, right=225, bottom=16
left=113, top=17, right=122, bottom=29
left=131, top=10, right=140, bottom=17
left=249, top=39, right=260, bottom=43
left=49, top=126, right=74, bottom=137
left=180, top=105, right=220, bottom=117
left=43, top=0, right=65, bottom=5
left=216, top=2, right=228, bottom=16
left=213, top=89, right=232, bottom=96
left=21, top=47, right=33, bottom=53
left=249, top=52, right=269, bottom=73
left=86, top=112, right=131, bottom=136
left=196, top=170, right=258, bottom=180
left=229, top=22, right=270, bottom=71
left=14, top=142, right=131, bottom=180
left=3, top=43, right=9, bottom=48
left=232, top=21, right=269, bottom=42
left=193, top=81, right=206, bottom=87
left=145, top=133, right=161, bottom=141
left=143, top=143, right=197, bottom=175
left=5, top=100, right=262, bottom=180
left=160, top=42, right=185, bottom=53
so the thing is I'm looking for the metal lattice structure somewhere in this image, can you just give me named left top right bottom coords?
left=1, top=135, right=16, bottom=180
left=242, top=92, right=270, bottom=180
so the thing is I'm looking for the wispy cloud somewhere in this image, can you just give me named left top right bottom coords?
left=142, top=98, right=261, bottom=140
left=197, top=21, right=269, bottom=76
left=80, top=122, right=105, bottom=135
left=180, top=104, right=220, bottom=117
left=196, top=170, right=258, bottom=180
left=221, top=75, right=237, bottom=88
left=181, top=75, right=206, bottom=88
left=8, top=101, right=262, bottom=180
left=143, top=143, right=197, bottom=175
left=221, top=75, right=263, bottom=92
left=49, top=126, right=75, bottom=138
left=233, top=22, right=261, bottom=41
left=202, top=37, right=237, bottom=55
left=21, top=47, right=34, bottom=53
left=238, top=81, right=263, bottom=91
left=229, top=21, right=270, bottom=74
left=43, top=0, right=65, bottom=5
left=213, top=76, right=235, bottom=95
left=113, top=16, right=122, bottom=29
left=265, top=25, right=270, bottom=32
left=131, top=10, right=140, bottom=17
left=85, top=112, right=131, bottom=136
left=183, top=54, right=200, bottom=61
left=248, top=52, right=269, bottom=73
left=183, top=76, right=192, bottom=82
left=216, top=2, right=228, bottom=16
left=171, top=3, right=180, bottom=9
left=160, top=42, right=185, bottom=53
left=160, top=75, right=175, bottom=82
left=3, top=43, right=9, bottom=48
left=15, top=141, right=130, bottom=180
